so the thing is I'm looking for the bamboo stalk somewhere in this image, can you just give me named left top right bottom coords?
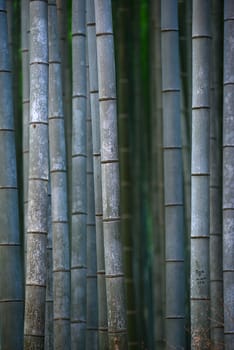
left=24, top=1, right=49, bottom=348
left=161, top=1, right=185, bottom=348
left=94, top=0, right=128, bottom=348
left=191, top=1, right=211, bottom=348
left=71, top=0, right=87, bottom=348
left=209, top=0, right=224, bottom=347
left=48, top=1, right=71, bottom=348
left=86, top=0, right=108, bottom=347
left=223, top=1, right=234, bottom=348
left=86, top=68, right=98, bottom=349
left=0, top=1, right=24, bottom=348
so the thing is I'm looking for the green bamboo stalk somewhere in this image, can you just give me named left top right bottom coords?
left=86, top=70, right=98, bottom=349
left=131, top=0, right=147, bottom=345
left=191, top=1, right=211, bottom=348
left=161, top=1, right=185, bottom=348
left=48, top=1, right=71, bottom=348
left=116, top=1, right=138, bottom=348
left=86, top=0, right=108, bottom=347
left=223, top=1, right=234, bottom=348
left=0, top=1, right=24, bottom=348
left=94, top=1, right=128, bottom=348
left=209, top=0, right=224, bottom=347
left=24, top=1, right=49, bottom=348
left=149, top=0, right=165, bottom=348
left=71, top=0, right=87, bottom=348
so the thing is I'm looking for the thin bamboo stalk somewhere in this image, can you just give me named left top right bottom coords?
left=209, top=0, right=224, bottom=348
left=86, top=0, right=108, bottom=347
left=24, top=1, right=49, bottom=348
left=223, top=1, right=234, bottom=348
left=44, top=182, right=53, bottom=349
left=21, top=0, right=30, bottom=266
left=71, top=0, right=87, bottom=348
left=191, top=1, right=211, bottom=348
left=94, top=0, right=128, bottom=348
left=149, top=0, right=165, bottom=347
left=86, top=68, right=98, bottom=349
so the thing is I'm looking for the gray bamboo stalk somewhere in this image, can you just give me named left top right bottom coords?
left=116, top=1, right=138, bottom=348
left=24, top=1, right=49, bottom=348
left=210, top=0, right=224, bottom=347
left=45, top=182, right=53, bottom=349
left=149, top=0, right=165, bottom=347
left=161, top=1, right=185, bottom=348
left=86, top=0, right=108, bottom=348
left=86, top=70, right=98, bottom=349
left=0, top=1, right=24, bottom=348
left=56, top=0, right=72, bottom=212
left=191, top=0, right=211, bottom=348
left=94, top=0, right=128, bottom=348
left=21, top=0, right=30, bottom=264
left=48, top=1, right=71, bottom=348
left=223, top=1, right=234, bottom=348
left=71, top=0, right=87, bottom=348
left=6, top=0, right=12, bottom=66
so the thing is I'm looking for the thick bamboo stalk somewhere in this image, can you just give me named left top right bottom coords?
left=48, top=1, right=71, bottom=348
left=161, top=1, right=185, bottom=348
left=191, top=1, right=211, bottom=348
left=86, top=0, right=108, bottom=348
left=71, top=0, right=87, bottom=348
left=0, top=1, right=24, bottom=348
left=24, top=1, right=49, bottom=348
left=209, top=0, right=224, bottom=347
left=223, top=2, right=234, bottom=348
left=94, top=0, right=128, bottom=348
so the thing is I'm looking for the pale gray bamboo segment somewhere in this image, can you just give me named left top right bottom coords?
left=24, top=1, right=49, bottom=349
left=191, top=0, right=211, bottom=348
left=95, top=0, right=128, bottom=348
left=48, top=1, right=70, bottom=348
left=223, top=2, right=234, bottom=348
left=86, top=83, right=98, bottom=349
left=0, top=2, right=23, bottom=348
left=161, top=1, right=185, bottom=348
left=71, top=0, right=87, bottom=348
left=210, top=0, right=223, bottom=346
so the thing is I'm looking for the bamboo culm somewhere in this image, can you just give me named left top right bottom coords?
left=0, top=1, right=24, bottom=348
left=24, top=1, right=49, bottom=348
left=94, top=0, right=128, bottom=348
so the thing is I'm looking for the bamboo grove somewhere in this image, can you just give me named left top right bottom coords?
left=0, top=0, right=233, bottom=349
